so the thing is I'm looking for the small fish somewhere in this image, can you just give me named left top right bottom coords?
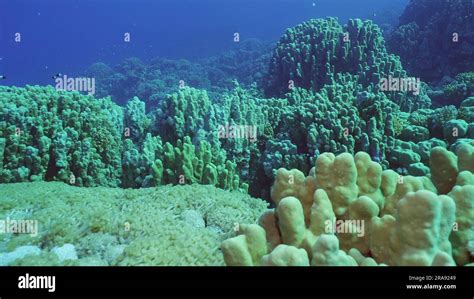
left=52, top=73, right=62, bottom=79
left=0, top=75, right=6, bottom=80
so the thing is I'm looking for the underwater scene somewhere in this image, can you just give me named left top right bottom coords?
left=0, top=0, right=473, bottom=267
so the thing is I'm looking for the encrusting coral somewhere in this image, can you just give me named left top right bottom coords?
left=0, top=182, right=268, bottom=266
left=221, top=144, right=474, bottom=266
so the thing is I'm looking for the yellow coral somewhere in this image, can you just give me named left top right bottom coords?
left=222, top=146, right=474, bottom=266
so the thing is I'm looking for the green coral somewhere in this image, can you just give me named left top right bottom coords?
left=152, top=87, right=216, bottom=144
left=0, top=17, right=472, bottom=206
left=265, top=17, right=430, bottom=112
left=122, top=134, right=247, bottom=192
left=429, top=106, right=459, bottom=130
left=399, top=125, right=429, bottom=142
left=151, top=85, right=266, bottom=175
left=124, top=96, right=150, bottom=143
left=392, top=114, right=409, bottom=136
left=0, top=85, right=123, bottom=187
left=84, top=39, right=272, bottom=106
left=0, top=86, right=249, bottom=192
left=459, top=97, right=474, bottom=123
left=266, top=18, right=394, bottom=95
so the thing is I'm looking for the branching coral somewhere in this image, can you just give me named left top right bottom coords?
left=441, top=72, right=474, bottom=107
left=151, top=87, right=217, bottom=144
left=122, top=133, right=247, bottom=192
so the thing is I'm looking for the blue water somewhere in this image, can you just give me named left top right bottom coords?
left=0, top=0, right=408, bottom=87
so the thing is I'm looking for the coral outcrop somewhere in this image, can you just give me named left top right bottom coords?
left=0, top=85, right=123, bottom=187
left=264, top=17, right=430, bottom=112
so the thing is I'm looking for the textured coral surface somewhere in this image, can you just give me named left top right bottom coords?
left=0, top=182, right=267, bottom=266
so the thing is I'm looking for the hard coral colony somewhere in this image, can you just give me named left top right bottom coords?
left=0, top=0, right=473, bottom=267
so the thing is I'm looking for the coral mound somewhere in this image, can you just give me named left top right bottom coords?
left=0, top=85, right=123, bottom=186
left=264, top=17, right=429, bottom=111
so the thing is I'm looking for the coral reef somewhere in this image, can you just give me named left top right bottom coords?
left=2, top=17, right=474, bottom=201
left=1, top=7, right=474, bottom=268
left=264, top=17, right=430, bottom=112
